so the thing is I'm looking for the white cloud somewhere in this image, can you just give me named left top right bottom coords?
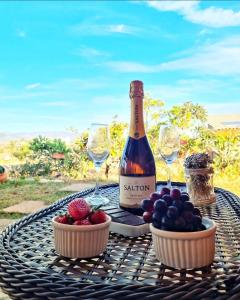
left=108, top=24, right=137, bottom=34
left=148, top=1, right=198, bottom=13
left=91, top=94, right=126, bottom=105
left=41, top=101, right=71, bottom=107
left=37, top=115, right=71, bottom=121
left=147, top=79, right=240, bottom=115
left=1, top=78, right=110, bottom=102
left=73, top=46, right=109, bottom=58
left=105, top=36, right=240, bottom=76
left=16, top=29, right=26, bottom=38
left=25, top=83, right=41, bottom=90
left=160, top=36, right=240, bottom=75
left=198, top=29, right=212, bottom=36
left=105, top=61, right=157, bottom=73
left=42, top=78, right=108, bottom=91
left=147, top=0, right=240, bottom=28
left=71, top=21, right=141, bottom=36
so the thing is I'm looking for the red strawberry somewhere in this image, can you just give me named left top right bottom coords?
left=57, top=215, right=68, bottom=224
left=73, top=219, right=92, bottom=225
left=68, top=198, right=90, bottom=220
left=89, top=210, right=107, bottom=224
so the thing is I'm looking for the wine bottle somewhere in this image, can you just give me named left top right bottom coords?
left=119, top=80, right=156, bottom=211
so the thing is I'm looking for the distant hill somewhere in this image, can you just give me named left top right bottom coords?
left=1, top=114, right=240, bottom=144
left=0, top=131, right=80, bottom=144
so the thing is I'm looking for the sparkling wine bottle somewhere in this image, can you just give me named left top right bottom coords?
left=119, top=80, right=156, bottom=210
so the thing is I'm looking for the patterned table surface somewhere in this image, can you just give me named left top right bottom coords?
left=0, top=182, right=240, bottom=300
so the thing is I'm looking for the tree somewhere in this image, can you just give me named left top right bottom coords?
left=105, top=119, right=128, bottom=178
left=144, top=95, right=165, bottom=131
left=168, top=101, right=207, bottom=130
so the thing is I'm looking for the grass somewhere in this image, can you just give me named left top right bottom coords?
left=0, top=179, right=71, bottom=219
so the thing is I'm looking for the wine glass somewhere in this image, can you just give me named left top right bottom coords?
left=85, top=123, right=110, bottom=206
left=159, top=124, right=180, bottom=188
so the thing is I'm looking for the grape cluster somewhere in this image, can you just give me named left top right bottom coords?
left=141, top=188, right=206, bottom=232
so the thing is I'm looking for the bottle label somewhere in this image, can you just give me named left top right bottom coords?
left=119, top=175, right=156, bottom=208
left=129, top=96, right=145, bottom=140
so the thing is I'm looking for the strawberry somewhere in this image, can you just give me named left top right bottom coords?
left=89, top=210, right=107, bottom=224
left=57, top=215, right=69, bottom=224
left=68, top=198, right=91, bottom=220
left=73, top=219, right=92, bottom=225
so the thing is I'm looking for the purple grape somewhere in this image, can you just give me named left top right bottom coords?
left=154, top=199, right=167, bottom=214
left=180, top=194, right=190, bottom=202
left=184, top=224, right=194, bottom=232
left=162, top=194, right=173, bottom=206
left=150, top=192, right=162, bottom=202
left=193, top=207, right=201, bottom=217
left=161, top=215, right=175, bottom=231
left=153, top=220, right=162, bottom=229
left=161, top=187, right=170, bottom=196
left=152, top=211, right=162, bottom=221
left=167, top=206, right=179, bottom=220
left=182, top=211, right=194, bottom=224
left=170, top=188, right=181, bottom=200
left=174, top=216, right=186, bottom=230
left=192, top=215, right=202, bottom=227
left=143, top=211, right=152, bottom=223
left=152, top=211, right=162, bottom=229
left=183, top=201, right=194, bottom=212
left=198, top=224, right=206, bottom=231
left=172, top=200, right=184, bottom=213
left=141, top=199, right=154, bottom=212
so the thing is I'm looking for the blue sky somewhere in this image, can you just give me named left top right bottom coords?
left=1, top=0, right=240, bottom=133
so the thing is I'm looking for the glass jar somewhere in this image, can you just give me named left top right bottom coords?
left=185, top=167, right=216, bottom=206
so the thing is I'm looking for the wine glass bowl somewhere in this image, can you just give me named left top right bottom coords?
left=86, top=123, right=110, bottom=206
left=159, top=125, right=180, bottom=188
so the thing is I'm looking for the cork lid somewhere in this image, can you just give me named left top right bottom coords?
left=129, top=80, right=144, bottom=97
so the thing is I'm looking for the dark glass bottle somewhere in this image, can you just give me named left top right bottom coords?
left=119, top=80, right=156, bottom=211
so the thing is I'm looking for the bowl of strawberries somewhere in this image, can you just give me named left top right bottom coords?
left=52, top=198, right=111, bottom=258
left=141, top=187, right=216, bottom=269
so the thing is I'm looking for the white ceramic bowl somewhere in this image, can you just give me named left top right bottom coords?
left=150, top=217, right=216, bottom=269
left=52, top=215, right=111, bottom=258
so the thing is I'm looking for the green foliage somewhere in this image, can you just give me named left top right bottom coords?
left=30, top=136, right=70, bottom=156
left=12, top=141, right=31, bottom=161
left=50, top=139, right=70, bottom=154
left=30, top=136, right=52, bottom=155
left=12, top=136, right=71, bottom=178
left=102, top=120, right=129, bottom=178
left=62, top=132, right=91, bottom=179
left=144, top=95, right=165, bottom=131
left=10, top=160, right=52, bottom=178
left=0, top=140, right=31, bottom=165
left=168, top=101, right=207, bottom=130
left=212, top=129, right=240, bottom=173
left=1, top=97, right=240, bottom=197
left=109, top=120, right=128, bottom=160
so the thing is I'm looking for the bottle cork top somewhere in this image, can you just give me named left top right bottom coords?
left=130, top=80, right=144, bottom=97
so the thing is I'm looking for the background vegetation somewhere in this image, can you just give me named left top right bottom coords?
left=0, top=99, right=239, bottom=198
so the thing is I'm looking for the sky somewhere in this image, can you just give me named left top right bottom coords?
left=1, top=0, right=240, bottom=133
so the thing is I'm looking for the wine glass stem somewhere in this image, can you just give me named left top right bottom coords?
left=94, top=164, right=101, bottom=196
left=166, top=163, right=172, bottom=188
